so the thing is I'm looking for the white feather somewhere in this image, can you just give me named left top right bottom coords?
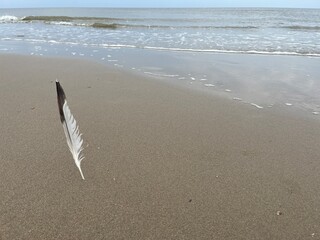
left=62, top=101, right=85, bottom=180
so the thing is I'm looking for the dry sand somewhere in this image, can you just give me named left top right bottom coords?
left=0, top=54, right=320, bottom=239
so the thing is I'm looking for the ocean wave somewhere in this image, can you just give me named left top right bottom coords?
left=47, top=22, right=259, bottom=30
left=0, top=15, right=19, bottom=23
left=91, top=23, right=120, bottom=29
left=5, top=35, right=318, bottom=57
left=143, top=46, right=320, bottom=57
left=22, top=16, right=118, bottom=22
left=100, top=43, right=136, bottom=48
left=49, top=21, right=76, bottom=26
left=19, top=15, right=255, bottom=23
left=16, top=15, right=259, bottom=30
left=115, top=25, right=259, bottom=29
left=2, top=15, right=320, bottom=33
left=281, top=25, right=320, bottom=31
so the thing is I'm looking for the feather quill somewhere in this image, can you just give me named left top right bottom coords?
left=56, top=80, right=85, bottom=180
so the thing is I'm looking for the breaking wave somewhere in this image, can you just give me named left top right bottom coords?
left=0, top=15, right=19, bottom=23
left=2, top=15, right=319, bottom=32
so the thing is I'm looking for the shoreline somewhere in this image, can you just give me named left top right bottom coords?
left=1, top=54, right=320, bottom=239
left=1, top=43, right=319, bottom=119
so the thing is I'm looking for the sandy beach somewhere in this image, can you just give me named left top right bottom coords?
left=0, top=54, right=320, bottom=239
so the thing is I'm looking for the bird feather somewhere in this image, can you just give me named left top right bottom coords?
left=56, top=79, right=85, bottom=180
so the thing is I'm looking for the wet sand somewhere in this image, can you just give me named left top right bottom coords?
left=0, top=54, right=320, bottom=239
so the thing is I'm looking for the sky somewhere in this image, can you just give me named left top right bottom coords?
left=0, top=0, right=319, bottom=9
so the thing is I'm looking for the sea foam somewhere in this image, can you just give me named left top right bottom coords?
left=0, top=15, right=19, bottom=23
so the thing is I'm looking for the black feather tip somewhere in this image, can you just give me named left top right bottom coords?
left=56, top=79, right=66, bottom=123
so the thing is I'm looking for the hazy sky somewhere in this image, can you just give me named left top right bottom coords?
left=0, top=0, right=319, bottom=8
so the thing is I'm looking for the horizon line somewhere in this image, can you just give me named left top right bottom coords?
left=1, top=6, right=320, bottom=9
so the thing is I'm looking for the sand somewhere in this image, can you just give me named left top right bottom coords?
left=0, top=54, right=320, bottom=239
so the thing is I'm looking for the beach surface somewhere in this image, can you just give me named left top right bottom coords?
left=0, top=54, right=320, bottom=239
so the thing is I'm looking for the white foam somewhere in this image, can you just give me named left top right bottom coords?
left=250, top=103, right=263, bottom=109
left=142, top=46, right=320, bottom=58
left=225, top=89, right=231, bottom=92
left=144, top=72, right=179, bottom=78
left=285, top=103, right=293, bottom=106
left=312, top=111, right=319, bottom=115
left=101, top=44, right=136, bottom=49
left=204, top=84, right=215, bottom=87
left=233, top=97, right=242, bottom=101
left=49, top=21, right=73, bottom=26
left=0, top=15, right=18, bottom=23
left=200, top=78, right=207, bottom=81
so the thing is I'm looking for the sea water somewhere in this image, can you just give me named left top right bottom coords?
left=0, top=8, right=320, bottom=115
left=1, top=8, right=320, bottom=56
